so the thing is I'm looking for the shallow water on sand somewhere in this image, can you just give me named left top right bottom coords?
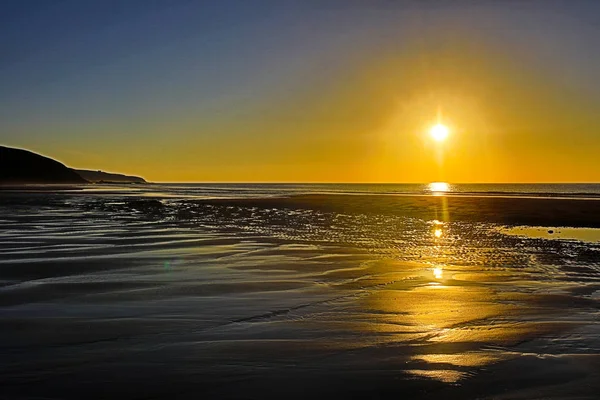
left=1, top=190, right=600, bottom=399
left=500, top=225, right=600, bottom=243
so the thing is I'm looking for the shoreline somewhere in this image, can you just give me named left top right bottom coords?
left=3, top=188, right=600, bottom=228
left=3, top=182, right=600, bottom=199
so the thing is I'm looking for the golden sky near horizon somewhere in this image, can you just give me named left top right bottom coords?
left=55, top=43, right=598, bottom=183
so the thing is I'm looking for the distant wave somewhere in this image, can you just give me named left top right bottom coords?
left=3, top=183, right=600, bottom=199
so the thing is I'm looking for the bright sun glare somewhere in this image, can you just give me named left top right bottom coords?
left=430, top=123, right=449, bottom=142
left=429, top=182, right=449, bottom=193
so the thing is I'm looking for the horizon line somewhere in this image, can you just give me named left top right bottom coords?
left=147, top=181, right=600, bottom=185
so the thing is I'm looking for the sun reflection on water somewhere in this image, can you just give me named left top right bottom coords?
left=432, top=220, right=444, bottom=239
left=428, top=182, right=450, bottom=193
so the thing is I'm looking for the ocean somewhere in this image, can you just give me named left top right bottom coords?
left=79, top=182, right=600, bottom=198
left=1, top=183, right=600, bottom=399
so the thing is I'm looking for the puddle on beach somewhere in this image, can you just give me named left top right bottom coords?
left=499, top=226, right=600, bottom=243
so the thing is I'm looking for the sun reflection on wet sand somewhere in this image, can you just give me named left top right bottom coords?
left=405, top=368, right=466, bottom=383
left=431, top=220, right=445, bottom=239
left=413, top=352, right=512, bottom=368
left=346, top=258, right=581, bottom=384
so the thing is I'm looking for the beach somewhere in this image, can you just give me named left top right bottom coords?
left=1, top=185, right=600, bottom=399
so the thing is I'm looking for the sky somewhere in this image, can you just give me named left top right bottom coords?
left=2, top=0, right=600, bottom=183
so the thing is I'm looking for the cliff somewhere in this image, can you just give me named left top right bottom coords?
left=0, top=146, right=87, bottom=184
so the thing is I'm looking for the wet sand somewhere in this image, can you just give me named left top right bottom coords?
left=1, top=191, right=600, bottom=399
left=197, top=193, right=600, bottom=227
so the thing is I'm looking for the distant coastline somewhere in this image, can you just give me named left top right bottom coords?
left=74, top=169, right=146, bottom=184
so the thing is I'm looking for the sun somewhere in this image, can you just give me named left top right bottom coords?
left=430, top=123, right=449, bottom=142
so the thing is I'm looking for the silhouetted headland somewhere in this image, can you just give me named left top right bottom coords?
left=0, top=146, right=145, bottom=184
left=75, top=169, right=146, bottom=184
left=0, top=146, right=86, bottom=184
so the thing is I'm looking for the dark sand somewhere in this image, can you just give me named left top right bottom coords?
left=197, top=193, right=600, bottom=227
left=1, top=191, right=600, bottom=399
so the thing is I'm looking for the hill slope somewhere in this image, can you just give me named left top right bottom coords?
left=0, top=146, right=87, bottom=184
